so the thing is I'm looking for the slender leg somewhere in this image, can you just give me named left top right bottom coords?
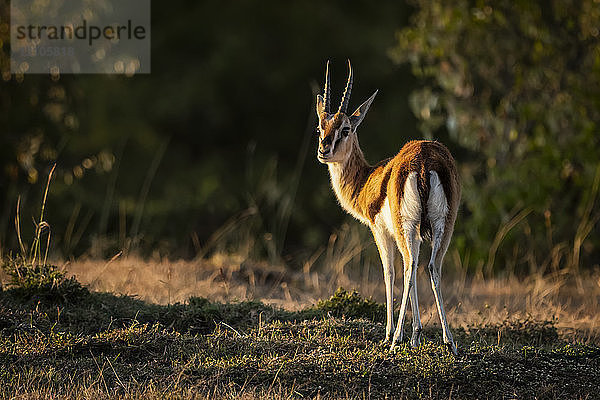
left=371, top=227, right=395, bottom=342
left=426, top=170, right=457, bottom=354
left=409, top=269, right=423, bottom=348
left=390, top=225, right=421, bottom=350
left=428, top=227, right=457, bottom=355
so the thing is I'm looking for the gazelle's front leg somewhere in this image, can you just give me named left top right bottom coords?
left=371, top=227, right=395, bottom=342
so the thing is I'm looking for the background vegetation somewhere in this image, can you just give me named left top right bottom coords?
left=1, top=0, right=599, bottom=275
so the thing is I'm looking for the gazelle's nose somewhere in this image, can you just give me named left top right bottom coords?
left=321, top=135, right=333, bottom=147
left=319, top=135, right=333, bottom=153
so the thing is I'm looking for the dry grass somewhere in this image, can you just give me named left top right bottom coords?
left=62, top=251, right=600, bottom=344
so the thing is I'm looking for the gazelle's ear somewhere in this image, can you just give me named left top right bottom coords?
left=349, top=90, right=378, bottom=131
left=316, top=94, right=326, bottom=118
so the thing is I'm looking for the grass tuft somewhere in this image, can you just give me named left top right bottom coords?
left=0, top=164, right=87, bottom=304
left=1, top=255, right=88, bottom=304
left=306, top=287, right=386, bottom=323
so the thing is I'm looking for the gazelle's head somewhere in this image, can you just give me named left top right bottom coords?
left=316, top=60, right=378, bottom=164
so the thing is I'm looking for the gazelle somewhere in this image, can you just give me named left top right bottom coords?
left=315, top=61, right=460, bottom=354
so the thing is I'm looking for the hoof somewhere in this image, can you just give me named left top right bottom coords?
left=446, top=341, right=458, bottom=355
left=389, top=330, right=404, bottom=352
left=410, top=329, right=422, bottom=348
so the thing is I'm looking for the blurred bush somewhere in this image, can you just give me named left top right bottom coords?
left=0, top=1, right=416, bottom=262
left=391, top=0, right=600, bottom=273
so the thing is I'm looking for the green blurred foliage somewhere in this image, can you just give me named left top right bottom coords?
left=0, top=1, right=417, bottom=261
left=392, top=0, right=600, bottom=273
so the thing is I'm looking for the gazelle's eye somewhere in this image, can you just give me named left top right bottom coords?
left=341, top=127, right=350, bottom=137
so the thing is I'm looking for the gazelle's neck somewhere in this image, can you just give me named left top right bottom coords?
left=327, top=138, right=371, bottom=224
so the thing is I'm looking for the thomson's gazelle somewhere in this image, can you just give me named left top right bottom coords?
left=315, top=61, right=460, bottom=354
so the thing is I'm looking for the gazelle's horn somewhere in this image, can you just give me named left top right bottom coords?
left=338, top=60, right=353, bottom=114
left=323, top=60, right=331, bottom=113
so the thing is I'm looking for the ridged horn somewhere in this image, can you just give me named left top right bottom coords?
left=338, top=60, right=353, bottom=114
left=323, top=60, right=331, bottom=113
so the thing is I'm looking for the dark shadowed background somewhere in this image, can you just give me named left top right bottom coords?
left=0, top=0, right=598, bottom=275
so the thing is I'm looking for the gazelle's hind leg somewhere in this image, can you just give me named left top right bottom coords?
left=390, top=172, right=422, bottom=350
left=409, top=270, right=423, bottom=348
left=427, top=171, right=457, bottom=355
left=390, top=226, right=420, bottom=350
